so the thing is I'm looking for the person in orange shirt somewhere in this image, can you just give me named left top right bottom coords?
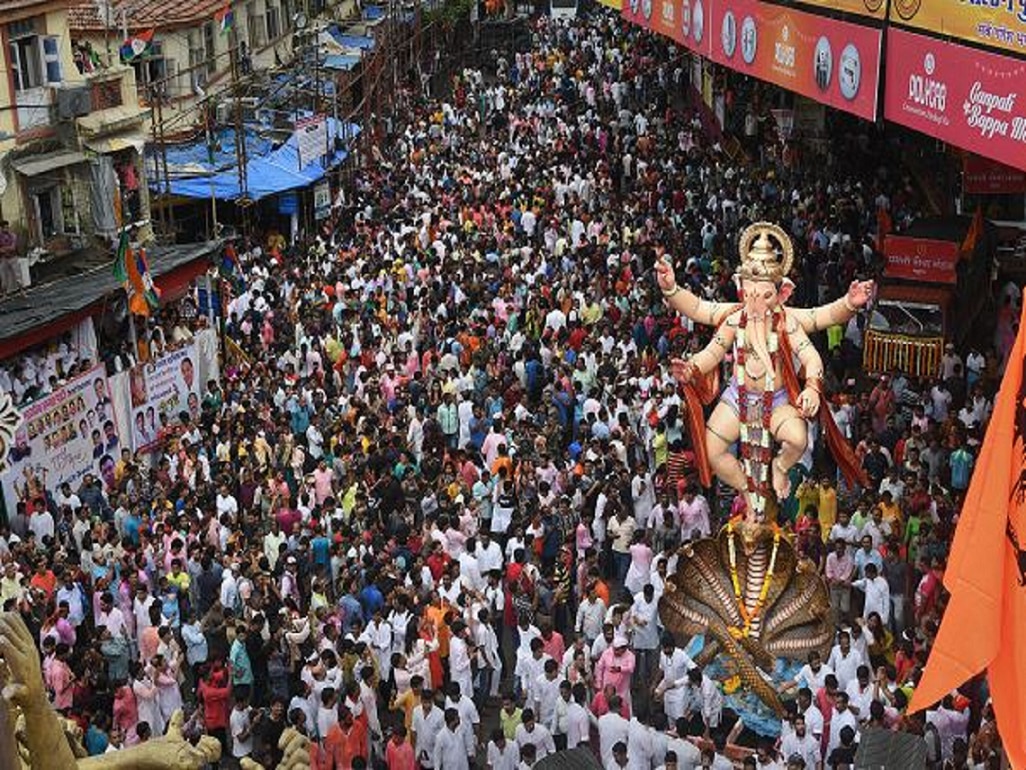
left=384, top=725, right=415, bottom=770
left=590, top=572, right=611, bottom=609
left=29, top=560, right=57, bottom=599
left=323, top=705, right=368, bottom=769
left=425, top=595, right=451, bottom=660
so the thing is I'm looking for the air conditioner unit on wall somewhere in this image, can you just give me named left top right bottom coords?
left=57, top=85, right=92, bottom=120
left=216, top=102, right=233, bottom=125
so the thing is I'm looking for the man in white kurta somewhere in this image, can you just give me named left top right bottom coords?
left=433, top=708, right=474, bottom=770
left=655, top=635, right=696, bottom=721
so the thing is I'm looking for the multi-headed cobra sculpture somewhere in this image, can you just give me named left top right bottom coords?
left=654, top=223, right=874, bottom=715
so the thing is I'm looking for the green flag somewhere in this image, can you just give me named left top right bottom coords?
left=113, top=230, right=129, bottom=283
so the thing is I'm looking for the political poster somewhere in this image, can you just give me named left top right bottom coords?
left=1, top=364, right=122, bottom=514
left=128, top=344, right=201, bottom=451
left=295, top=115, right=328, bottom=169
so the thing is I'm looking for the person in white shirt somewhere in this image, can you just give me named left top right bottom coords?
left=29, top=508, right=54, bottom=545
left=411, top=692, right=445, bottom=768
left=458, top=545, right=485, bottom=593
left=666, top=717, right=704, bottom=770
left=514, top=709, right=556, bottom=758
left=445, top=681, right=481, bottom=747
left=826, top=692, right=860, bottom=757
left=780, top=713, right=820, bottom=770
left=608, top=740, right=631, bottom=769
left=215, top=485, right=238, bottom=520
left=685, top=668, right=723, bottom=731
left=316, top=687, right=339, bottom=739
left=475, top=531, right=504, bottom=575
left=486, top=728, right=519, bottom=770
left=433, top=708, right=474, bottom=770
left=576, top=586, right=607, bottom=643
left=96, top=594, right=128, bottom=639
left=449, top=621, right=475, bottom=703
left=626, top=716, right=655, bottom=770
left=629, top=584, right=660, bottom=679
left=826, top=631, right=863, bottom=690
left=230, top=691, right=256, bottom=759
left=596, top=694, right=630, bottom=767
left=655, top=635, right=696, bottom=722
left=533, top=659, right=562, bottom=736
left=783, top=650, right=833, bottom=695
left=851, top=563, right=891, bottom=622
left=566, top=683, right=591, bottom=749
left=516, top=635, right=547, bottom=705
left=844, top=665, right=875, bottom=721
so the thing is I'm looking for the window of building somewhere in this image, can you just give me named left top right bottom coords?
left=32, top=187, right=62, bottom=240
left=188, top=32, right=206, bottom=89
left=41, top=37, right=61, bottom=82
left=132, top=40, right=166, bottom=94
left=246, top=2, right=264, bottom=47
left=7, top=19, right=61, bottom=93
left=280, top=0, right=292, bottom=31
left=265, top=4, right=280, bottom=41
left=203, top=21, right=217, bottom=75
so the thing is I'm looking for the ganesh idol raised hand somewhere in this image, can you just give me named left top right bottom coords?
left=657, top=223, right=874, bottom=516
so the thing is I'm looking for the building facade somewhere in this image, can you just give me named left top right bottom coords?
left=69, top=0, right=303, bottom=133
left=0, top=0, right=151, bottom=289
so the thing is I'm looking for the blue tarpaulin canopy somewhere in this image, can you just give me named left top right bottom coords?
left=328, top=26, right=376, bottom=50
left=324, top=54, right=361, bottom=71
left=162, top=118, right=361, bottom=201
left=362, top=5, right=386, bottom=20
left=153, top=128, right=274, bottom=177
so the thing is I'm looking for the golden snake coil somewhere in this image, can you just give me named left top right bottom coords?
left=659, top=525, right=834, bottom=715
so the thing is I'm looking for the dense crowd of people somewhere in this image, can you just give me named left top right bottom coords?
left=0, top=8, right=1008, bottom=770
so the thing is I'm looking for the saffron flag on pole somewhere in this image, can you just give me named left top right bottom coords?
left=125, top=245, right=161, bottom=317
left=961, top=206, right=984, bottom=256
left=215, top=4, right=235, bottom=35
left=908, top=298, right=1026, bottom=768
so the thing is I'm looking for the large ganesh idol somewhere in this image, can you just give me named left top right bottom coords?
left=653, top=222, right=873, bottom=716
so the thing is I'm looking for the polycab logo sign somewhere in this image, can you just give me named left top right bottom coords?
left=904, top=47, right=949, bottom=123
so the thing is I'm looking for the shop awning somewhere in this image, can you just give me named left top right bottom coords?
left=0, top=241, right=220, bottom=360
left=12, top=150, right=86, bottom=177
left=83, top=131, right=148, bottom=154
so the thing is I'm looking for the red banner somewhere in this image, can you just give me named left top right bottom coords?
left=884, top=29, right=1026, bottom=173
left=964, top=154, right=1026, bottom=195
left=623, top=0, right=711, bottom=53
left=884, top=236, right=961, bottom=284
left=707, top=0, right=882, bottom=120
left=622, top=0, right=653, bottom=31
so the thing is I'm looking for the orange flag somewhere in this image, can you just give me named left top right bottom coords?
left=960, top=206, right=984, bottom=256
left=909, top=297, right=1026, bottom=767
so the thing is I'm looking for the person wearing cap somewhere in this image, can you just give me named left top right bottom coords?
left=595, top=633, right=636, bottom=712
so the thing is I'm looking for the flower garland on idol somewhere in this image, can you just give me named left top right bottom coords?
left=735, top=308, right=778, bottom=519
left=726, top=516, right=781, bottom=641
